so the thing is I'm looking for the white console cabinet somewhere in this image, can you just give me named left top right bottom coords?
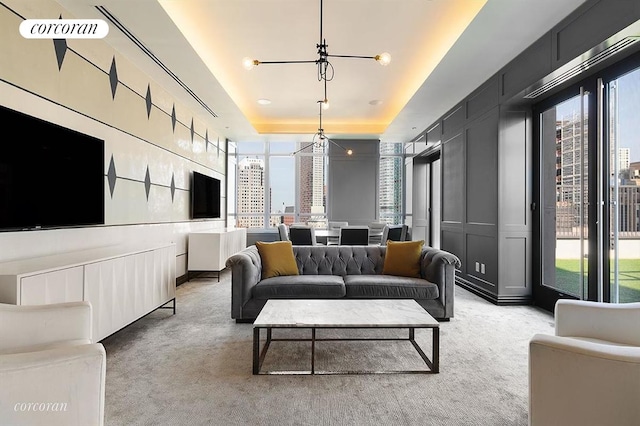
left=0, top=244, right=176, bottom=341
left=188, top=228, right=247, bottom=280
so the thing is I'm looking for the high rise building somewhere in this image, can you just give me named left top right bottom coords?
left=379, top=142, right=403, bottom=224
left=297, top=142, right=326, bottom=227
left=619, top=147, right=630, bottom=172
left=237, top=157, right=265, bottom=228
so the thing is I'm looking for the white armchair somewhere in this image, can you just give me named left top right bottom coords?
left=529, top=299, right=640, bottom=426
left=0, top=301, right=106, bottom=426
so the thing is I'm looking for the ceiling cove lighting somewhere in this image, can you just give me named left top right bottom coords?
left=243, top=0, right=390, bottom=156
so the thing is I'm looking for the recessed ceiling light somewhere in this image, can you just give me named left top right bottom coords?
left=369, top=99, right=383, bottom=106
left=257, top=99, right=271, bottom=105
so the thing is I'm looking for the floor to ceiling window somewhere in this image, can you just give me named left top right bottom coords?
left=379, top=142, right=404, bottom=224
left=534, top=51, right=640, bottom=310
left=228, top=141, right=405, bottom=228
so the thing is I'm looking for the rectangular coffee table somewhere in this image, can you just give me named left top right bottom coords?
left=252, top=299, right=440, bottom=375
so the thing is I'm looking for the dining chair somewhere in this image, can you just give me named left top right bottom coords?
left=277, top=223, right=289, bottom=241
left=368, top=222, right=387, bottom=245
left=380, top=224, right=408, bottom=245
left=289, top=226, right=318, bottom=245
left=338, top=226, right=370, bottom=245
left=327, top=221, right=348, bottom=245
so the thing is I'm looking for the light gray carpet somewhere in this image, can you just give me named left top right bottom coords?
left=101, top=272, right=554, bottom=426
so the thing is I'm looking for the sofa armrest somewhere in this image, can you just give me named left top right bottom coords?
left=226, top=245, right=262, bottom=319
left=421, top=248, right=461, bottom=319
left=0, top=301, right=93, bottom=352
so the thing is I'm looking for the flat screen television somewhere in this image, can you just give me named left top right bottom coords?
left=191, top=171, right=221, bottom=219
left=0, top=105, right=105, bottom=231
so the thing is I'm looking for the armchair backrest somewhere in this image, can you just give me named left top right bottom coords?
left=0, top=301, right=93, bottom=352
left=555, top=299, right=640, bottom=346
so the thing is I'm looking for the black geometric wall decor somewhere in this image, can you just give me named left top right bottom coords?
left=144, top=166, right=151, bottom=200
left=53, top=38, right=67, bottom=71
left=145, top=84, right=152, bottom=118
left=171, top=104, right=176, bottom=132
left=107, top=155, right=117, bottom=198
left=53, top=15, right=67, bottom=71
left=109, top=57, right=118, bottom=99
left=190, top=118, right=194, bottom=143
left=170, top=174, right=176, bottom=202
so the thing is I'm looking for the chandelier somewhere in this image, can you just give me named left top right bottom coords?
left=289, top=99, right=354, bottom=156
left=242, top=0, right=391, bottom=156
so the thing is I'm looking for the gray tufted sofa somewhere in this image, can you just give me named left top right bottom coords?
left=226, top=244, right=461, bottom=322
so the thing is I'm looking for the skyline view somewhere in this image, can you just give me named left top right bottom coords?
left=232, top=141, right=403, bottom=227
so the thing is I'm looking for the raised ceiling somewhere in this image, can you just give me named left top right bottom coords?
left=158, top=0, right=487, bottom=136
left=57, top=0, right=588, bottom=143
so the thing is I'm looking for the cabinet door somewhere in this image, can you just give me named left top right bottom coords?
left=84, top=256, right=130, bottom=341
left=157, top=245, right=176, bottom=303
left=20, top=266, right=84, bottom=305
left=84, top=247, right=175, bottom=341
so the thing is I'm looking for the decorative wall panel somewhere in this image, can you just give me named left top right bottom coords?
left=0, top=1, right=227, bottom=274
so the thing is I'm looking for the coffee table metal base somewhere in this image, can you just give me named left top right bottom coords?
left=253, top=326, right=439, bottom=375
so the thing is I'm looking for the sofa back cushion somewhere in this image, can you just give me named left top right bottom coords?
left=293, top=246, right=386, bottom=275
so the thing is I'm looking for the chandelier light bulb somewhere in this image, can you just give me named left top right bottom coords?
left=346, top=149, right=353, bottom=156
left=242, top=57, right=257, bottom=70
left=375, top=52, right=391, bottom=66
left=321, top=99, right=330, bottom=110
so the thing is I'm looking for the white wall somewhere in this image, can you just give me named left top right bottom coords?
left=0, top=1, right=227, bottom=277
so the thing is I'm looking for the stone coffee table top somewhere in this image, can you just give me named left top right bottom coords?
left=253, top=299, right=439, bottom=328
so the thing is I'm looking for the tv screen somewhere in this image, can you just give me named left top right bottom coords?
left=191, top=171, right=221, bottom=219
left=0, top=105, right=105, bottom=231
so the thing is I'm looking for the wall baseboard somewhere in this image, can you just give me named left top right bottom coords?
left=176, top=274, right=189, bottom=286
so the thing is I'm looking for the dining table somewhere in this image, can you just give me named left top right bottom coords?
left=313, top=228, right=383, bottom=245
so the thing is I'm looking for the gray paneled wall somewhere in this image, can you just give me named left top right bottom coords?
left=411, top=0, right=640, bottom=304
left=466, top=108, right=498, bottom=227
left=328, top=140, right=379, bottom=226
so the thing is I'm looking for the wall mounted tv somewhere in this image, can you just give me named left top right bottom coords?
left=0, top=105, right=105, bottom=231
left=191, top=171, right=221, bottom=219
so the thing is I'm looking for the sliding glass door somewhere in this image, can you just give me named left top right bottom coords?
left=535, top=89, right=593, bottom=310
left=607, top=66, right=640, bottom=303
left=534, top=51, right=640, bottom=309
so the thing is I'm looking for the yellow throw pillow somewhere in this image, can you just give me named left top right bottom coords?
left=255, top=241, right=299, bottom=279
left=382, top=240, right=425, bottom=278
